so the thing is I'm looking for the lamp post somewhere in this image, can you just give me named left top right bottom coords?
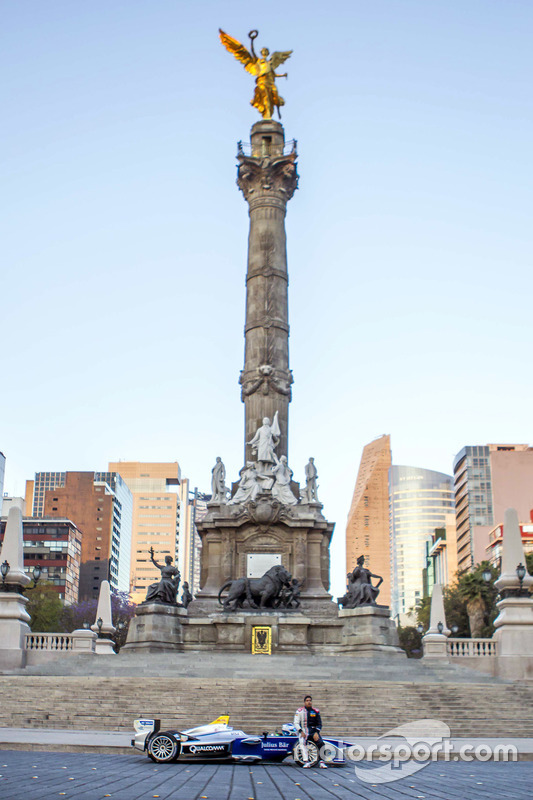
left=451, top=624, right=459, bottom=635
left=516, top=563, right=527, bottom=595
left=437, top=621, right=444, bottom=635
left=482, top=567, right=492, bottom=584
left=32, top=565, right=42, bottom=588
left=0, top=560, right=10, bottom=587
left=96, top=617, right=103, bottom=638
left=416, top=623, right=424, bottom=635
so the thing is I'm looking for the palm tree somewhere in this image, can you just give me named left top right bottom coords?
left=456, top=562, right=498, bottom=638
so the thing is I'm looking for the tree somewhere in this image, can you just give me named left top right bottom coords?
left=456, top=561, right=499, bottom=638
left=25, top=581, right=64, bottom=632
left=525, top=551, right=533, bottom=580
left=59, top=591, right=136, bottom=652
left=398, top=625, right=423, bottom=658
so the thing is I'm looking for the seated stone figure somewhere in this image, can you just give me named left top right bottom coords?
left=337, top=555, right=383, bottom=609
left=144, top=547, right=180, bottom=605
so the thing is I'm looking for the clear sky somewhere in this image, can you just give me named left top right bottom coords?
left=1, top=1, right=532, bottom=596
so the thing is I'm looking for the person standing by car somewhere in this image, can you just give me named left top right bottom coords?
left=293, top=695, right=327, bottom=768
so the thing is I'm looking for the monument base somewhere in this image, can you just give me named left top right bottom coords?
left=0, top=592, right=31, bottom=669
left=338, top=606, right=406, bottom=657
left=122, top=603, right=188, bottom=653
left=124, top=601, right=405, bottom=657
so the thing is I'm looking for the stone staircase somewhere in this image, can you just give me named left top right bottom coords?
left=1, top=673, right=533, bottom=738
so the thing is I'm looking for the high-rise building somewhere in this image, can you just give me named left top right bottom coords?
left=486, top=512, right=533, bottom=568
left=107, top=462, right=195, bottom=604
left=390, top=466, right=454, bottom=620
left=345, top=435, right=392, bottom=605
left=0, top=517, right=82, bottom=604
left=0, top=451, right=6, bottom=503
left=453, top=444, right=533, bottom=572
left=25, top=471, right=133, bottom=600
left=423, top=513, right=458, bottom=598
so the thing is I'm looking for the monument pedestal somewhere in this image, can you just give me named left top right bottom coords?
left=492, top=596, right=533, bottom=680
left=193, top=497, right=335, bottom=620
left=0, top=592, right=31, bottom=669
left=122, top=603, right=188, bottom=653
left=338, top=606, right=406, bottom=657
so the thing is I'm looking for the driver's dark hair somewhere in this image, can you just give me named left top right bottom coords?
left=304, top=695, right=312, bottom=701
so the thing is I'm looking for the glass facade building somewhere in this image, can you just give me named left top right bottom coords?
left=453, top=446, right=493, bottom=571
left=390, top=465, right=455, bottom=620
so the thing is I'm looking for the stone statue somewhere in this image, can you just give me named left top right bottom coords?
left=219, top=29, right=292, bottom=120
left=337, top=555, right=383, bottom=609
left=144, top=547, right=180, bottom=605
left=247, top=412, right=280, bottom=466
left=271, top=455, right=298, bottom=505
left=218, top=564, right=292, bottom=611
left=228, top=462, right=261, bottom=505
left=276, top=577, right=302, bottom=609
left=304, top=457, right=319, bottom=503
left=211, top=457, right=227, bottom=503
left=181, top=581, right=193, bottom=608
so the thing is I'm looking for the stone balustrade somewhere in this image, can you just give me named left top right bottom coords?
left=447, top=638, right=498, bottom=657
left=25, top=633, right=74, bottom=652
left=23, top=630, right=97, bottom=662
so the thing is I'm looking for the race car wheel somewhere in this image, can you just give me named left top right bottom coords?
left=292, top=740, right=319, bottom=767
left=147, top=732, right=181, bottom=763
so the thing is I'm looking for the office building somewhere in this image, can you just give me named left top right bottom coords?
left=1, top=496, right=25, bottom=516
left=486, top=512, right=533, bottom=568
left=0, top=452, right=5, bottom=501
left=108, top=462, right=194, bottom=605
left=345, top=435, right=392, bottom=606
left=390, top=466, right=454, bottom=620
left=25, top=471, right=133, bottom=600
left=454, top=444, right=533, bottom=571
left=0, top=517, right=82, bottom=604
left=423, top=513, right=458, bottom=597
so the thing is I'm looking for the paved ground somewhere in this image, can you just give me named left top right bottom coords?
left=0, top=751, right=532, bottom=800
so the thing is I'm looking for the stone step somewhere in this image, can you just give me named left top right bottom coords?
left=1, top=676, right=533, bottom=737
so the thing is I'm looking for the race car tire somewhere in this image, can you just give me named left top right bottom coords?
left=292, top=740, right=319, bottom=767
left=147, top=732, right=181, bottom=763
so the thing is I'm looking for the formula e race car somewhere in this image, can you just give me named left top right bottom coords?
left=132, top=715, right=351, bottom=767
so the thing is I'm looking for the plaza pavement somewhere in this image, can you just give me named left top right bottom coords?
left=0, top=750, right=532, bottom=800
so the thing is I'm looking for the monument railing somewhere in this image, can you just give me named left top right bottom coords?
left=447, top=638, right=498, bottom=657
left=237, top=139, right=297, bottom=158
left=25, top=633, right=74, bottom=652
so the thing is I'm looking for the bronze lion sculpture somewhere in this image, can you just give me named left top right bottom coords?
left=218, top=564, right=292, bottom=611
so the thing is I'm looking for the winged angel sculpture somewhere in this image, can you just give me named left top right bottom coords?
left=219, top=29, right=292, bottom=120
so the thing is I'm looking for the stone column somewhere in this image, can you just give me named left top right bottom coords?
left=0, top=507, right=31, bottom=669
left=492, top=508, right=533, bottom=679
left=237, top=119, right=298, bottom=462
left=423, top=583, right=450, bottom=659
left=305, top=531, right=329, bottom=596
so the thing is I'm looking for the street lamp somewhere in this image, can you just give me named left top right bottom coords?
left=0, top=560, right=10, bottom=586
left=451, top=625, right=459, bottom=635
left=32, top=564, right=42, bottom=587
left=482, top=567, right=492, bottom=583
left=116, top=620, right=125, bottom=631
left=82, top=622, right=90, bottom=630
left=96, top=617, right=103, bottom=637
left=516, top=563, right=526, bottom=593
left=416, top=623, right=424, bottom=635
left=437, top=621, right=444, bottom=634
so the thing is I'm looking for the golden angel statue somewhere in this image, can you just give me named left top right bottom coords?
left=219, top=29, right=292, bottom=120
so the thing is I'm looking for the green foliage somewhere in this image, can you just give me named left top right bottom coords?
left=526, top=551, right=533, bottom=579
left=25, top=581, right=64, bottom=632
left=397, top=625, right=423, bottom=658
left=416, top=561, right=499, bottom=638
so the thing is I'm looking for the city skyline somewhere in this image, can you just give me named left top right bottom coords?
left=2, top=2, right=533, bottom=597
